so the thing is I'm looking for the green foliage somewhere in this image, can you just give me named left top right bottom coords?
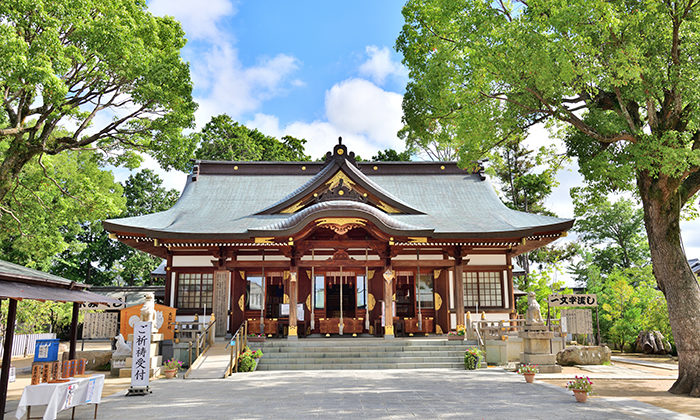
left=0, top=150, right=125, bottom=269
left=0, top=0, right=197, bottom=204
left=489, top=139, right=567, bottom=217
left=0, top=300, right=77, bottom=337
left=237, top=346, right=263, bottom=372
left=51, top=169, right=177, bottom=286
left=193, top=115, right=310, bottom=165
left=371, top=149, right=412, bottom=162
left=515, top=268, right=571, bottom=319
left=573, top=196, right=650, bottom=271
left=464, top=347, right=482, bottom=370
left=588, top=266, right=672, bottom=351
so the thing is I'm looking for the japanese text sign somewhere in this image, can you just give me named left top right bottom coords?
left=548, top=294, right=597, bottom=307
left=130, top=321, right=152, bottom=387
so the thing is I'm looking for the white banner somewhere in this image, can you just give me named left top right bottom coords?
left=130, top=321, right=152, bottom=387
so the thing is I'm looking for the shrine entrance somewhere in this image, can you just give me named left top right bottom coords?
left=325, top=274, right=356, bottom=319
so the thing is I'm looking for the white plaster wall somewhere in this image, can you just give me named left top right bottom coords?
left=172, top=255, right=214, bottom=267
left=467, top=254, right=506, bottom=265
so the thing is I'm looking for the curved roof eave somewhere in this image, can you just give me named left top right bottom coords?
left=249, top=201, right=434, bottom=237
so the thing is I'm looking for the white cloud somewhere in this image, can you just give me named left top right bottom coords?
left=193, top=47, right=300, bottom=126
left=359, top=46, right=407, bottom=86
left=148, top=0, right=236, bottom=40
left=246, top=78, right=405, bottom=160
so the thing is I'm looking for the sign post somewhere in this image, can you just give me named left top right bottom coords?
left=548, top=294, right=599, bottom=345
left=126, top=321, right=152, bottom=396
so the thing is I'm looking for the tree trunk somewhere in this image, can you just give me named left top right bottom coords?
left=639, top=172, right=700, bottom=397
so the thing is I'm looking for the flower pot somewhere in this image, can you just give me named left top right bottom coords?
left=248, top=336, right=265, bottom=343
left=573, top=390, right=587, bottom=403
left=523, top=373, right=535, bottom=383
left=448, top=335, right=464, bottom=341
left=164, top=369, right=177, bottom=379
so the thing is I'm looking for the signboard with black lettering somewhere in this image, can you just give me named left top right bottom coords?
left=561, top=309, right=593, bottom=334
left=131, top=321, right=152, bottom=387
left=548, top=294, right=597, bottom=307
left=83, top=312, right=118, bottom=339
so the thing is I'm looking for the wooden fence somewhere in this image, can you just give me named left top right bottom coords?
left=0, top=333, right=57, bottom=358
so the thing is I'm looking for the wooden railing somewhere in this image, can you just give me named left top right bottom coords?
left=226, top=320, right=248, bottom=377
left=183, top=319, right=216, bottom=379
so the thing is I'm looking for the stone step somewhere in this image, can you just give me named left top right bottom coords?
left=261, top=356, right=461, bottom=364
left=255, top=345, right=468, bottom=353
left=257, top=362, right=465, bottom=371
left=261, top=351, right=465, bottom=358
left=250, top=338, right=475, bottom=371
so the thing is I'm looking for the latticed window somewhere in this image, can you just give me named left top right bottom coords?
left=463, top=271, right=503, bottom=308
left=177, top=273, right=214, bottom=309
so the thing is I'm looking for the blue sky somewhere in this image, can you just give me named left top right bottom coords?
left=124, top=0, right=700, bottom=273
left=143, top=0, right=408, bottom=168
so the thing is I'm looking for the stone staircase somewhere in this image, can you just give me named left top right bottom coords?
left=250, top=338, right=479, bottom=371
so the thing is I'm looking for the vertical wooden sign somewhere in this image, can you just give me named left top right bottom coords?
left=214, top=270, right=230, bottom=337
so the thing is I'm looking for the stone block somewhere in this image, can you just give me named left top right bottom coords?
left=118, top=366, right=162, bottom=378
left=556, top=345, right=611, bottom=366
left=61, top=350, right=112, bottom=370
left=520, top=352, right=557, bottom=366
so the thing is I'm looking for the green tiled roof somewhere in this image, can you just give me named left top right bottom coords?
left=104, top=159, right=573, bottom=240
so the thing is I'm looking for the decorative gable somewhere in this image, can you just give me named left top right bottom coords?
left=257, top=138, right=423, bottom=216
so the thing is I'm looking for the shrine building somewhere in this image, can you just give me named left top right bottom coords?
left=103, top=139, right=573, bottom=339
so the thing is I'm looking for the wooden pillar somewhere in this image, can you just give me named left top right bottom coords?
left=455, top=257, right=465, bottom=332
left=506, top=252, right=516, bottom=320
left=164, top=251, right=173, bottom=307
left=288, top=267, right=298, bottom=340
left=0, top=298, right=17, bottom=418
left=69, top=301, right=80, bottom=360
left=383, top=264, right=395, bottom=339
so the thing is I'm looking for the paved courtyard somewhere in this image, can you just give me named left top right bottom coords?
left=52, top=369, right=694, bottom=420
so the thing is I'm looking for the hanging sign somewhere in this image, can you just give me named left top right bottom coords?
left=131, top=321, right=152, bottom=387
left=548, top=294, right=597, bottom=307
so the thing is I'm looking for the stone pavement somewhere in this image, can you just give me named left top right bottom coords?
left=50, top=368, right=695, bottom=420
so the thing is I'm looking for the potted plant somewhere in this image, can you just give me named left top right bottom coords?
left=517, top=364, right=539, bottom=383
left=238, top=346, right=263, bottom=372
left=464, top=347, right=483, bottom=370
left=163, top=359, right=183, bottom=379
left=448, top=325, right=466, bottom=340
left=566, top=376, right=594, bottom=403
left=247, top=333, right=265, bottom=343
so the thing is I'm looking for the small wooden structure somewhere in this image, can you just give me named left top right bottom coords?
left=0, top=259, right=121, bottom=417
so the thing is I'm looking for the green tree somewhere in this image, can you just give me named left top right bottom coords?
left=194, top=115, right=310, bottom=163
left=53, top=169, right=178, bottom=286
left=398, top=124, right=458, bottom=161
left=573, top=196, right=650, bottom=271
left=0, top=150, right=125, bottom=269
left=0, top=0, right=197, bottom=212
left=397, top=0, right=700, bottom=395
left=372, top=149, right=412, bottom=161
